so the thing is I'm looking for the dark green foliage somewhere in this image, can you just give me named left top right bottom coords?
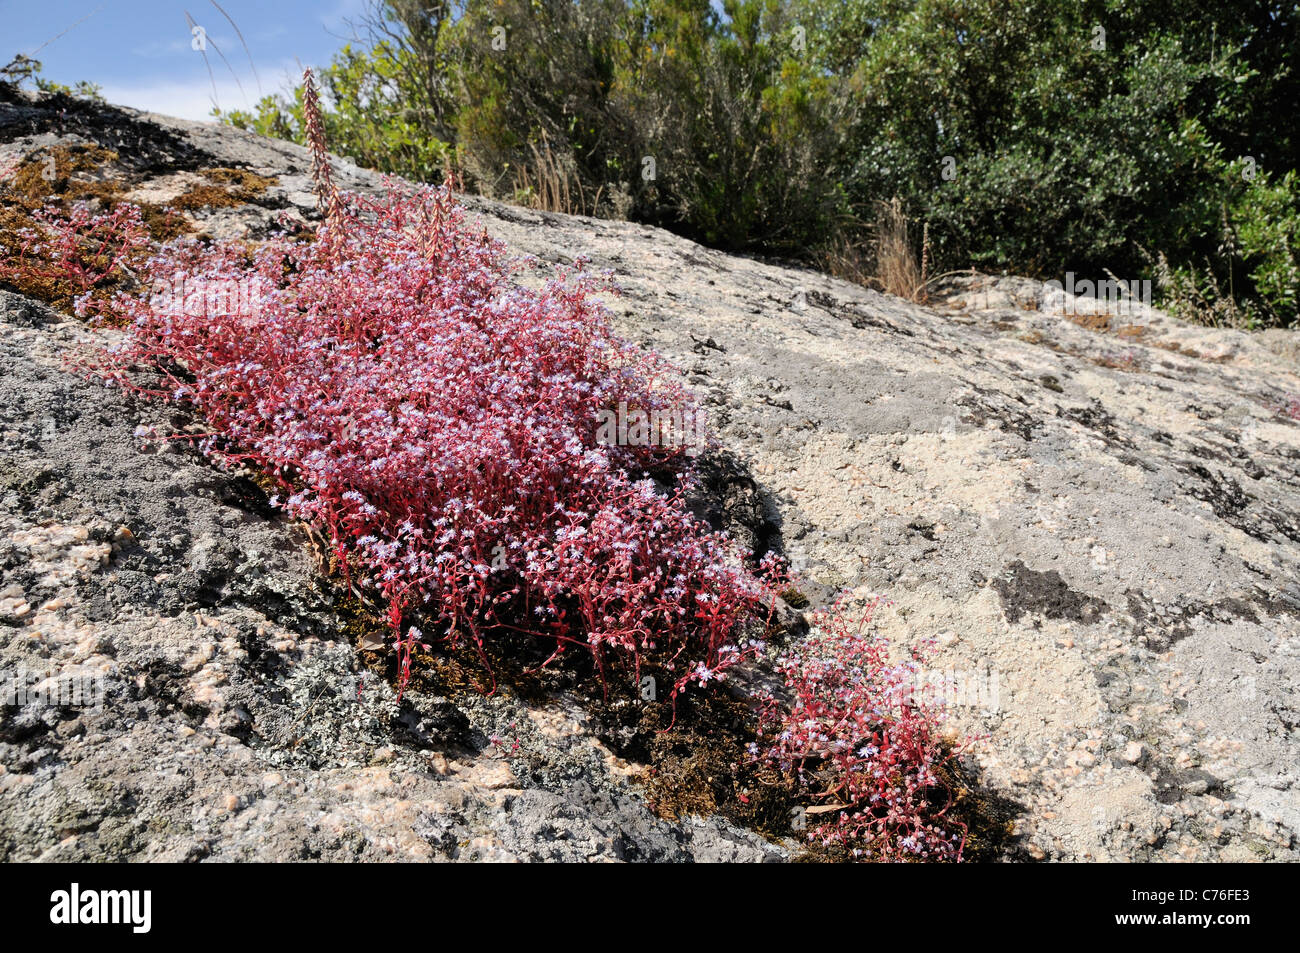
left=217, top=0, right=1299, bottom=326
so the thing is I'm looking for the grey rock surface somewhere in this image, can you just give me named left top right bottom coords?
left=2, top=91, right=1298, bottom=861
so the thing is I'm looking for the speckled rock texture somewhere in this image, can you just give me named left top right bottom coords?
left=2, top=90, right=1298, bottom=862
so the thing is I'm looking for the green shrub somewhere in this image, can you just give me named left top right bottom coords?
left=215, top=0, right=1299, bottom=326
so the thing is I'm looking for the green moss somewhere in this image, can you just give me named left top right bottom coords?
left=170, top=167, right=279, bottom=210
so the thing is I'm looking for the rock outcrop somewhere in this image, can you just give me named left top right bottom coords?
left=2, top=90, right=1298, bottom=861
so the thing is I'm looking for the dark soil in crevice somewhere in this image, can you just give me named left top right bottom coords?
left=1179, top=462, right=1300, bottom=545
left=983, top=560, right=1108, bottom=625
left=1151, top=761, right=1227, bottom=806
left=1123, top=586, right=1292, bottom=652
left=1056, top=400, right=1134, bottom=450
left=956, top=388, right=1041, bottom=443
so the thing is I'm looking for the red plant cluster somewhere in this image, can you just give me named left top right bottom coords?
left=6, top=201, right=151, bottom=315
left=92, top=180, right=779, bottom=700
left=754, top=600, right=968, bottom=861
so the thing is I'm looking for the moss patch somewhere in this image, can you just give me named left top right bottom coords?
left=4, top=143, right=119, bottom=204
left=203, top=166, right=278, bottom=193
left=170, top=167, right=279, bottom=210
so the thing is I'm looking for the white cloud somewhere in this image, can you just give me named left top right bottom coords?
left=98, top=68, right=296, bottom=123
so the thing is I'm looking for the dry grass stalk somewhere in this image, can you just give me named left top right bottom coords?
left=822, top=232, right=873, bottom=286
left=511, top=134, right=603, bottom=217
left=874, top=198, right=924, bottom=302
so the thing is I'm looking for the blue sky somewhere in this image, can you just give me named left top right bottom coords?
left=3, top=0, right=371, bottom=120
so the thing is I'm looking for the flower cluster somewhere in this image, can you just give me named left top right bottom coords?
left=94, top=178, right=778, bottom=701
left=754, top=600, right=968, bottom=861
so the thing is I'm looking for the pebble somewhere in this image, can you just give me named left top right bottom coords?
left=425, top=753, right=450, bottom=776
left=0, top=597, right=31, bottom=618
